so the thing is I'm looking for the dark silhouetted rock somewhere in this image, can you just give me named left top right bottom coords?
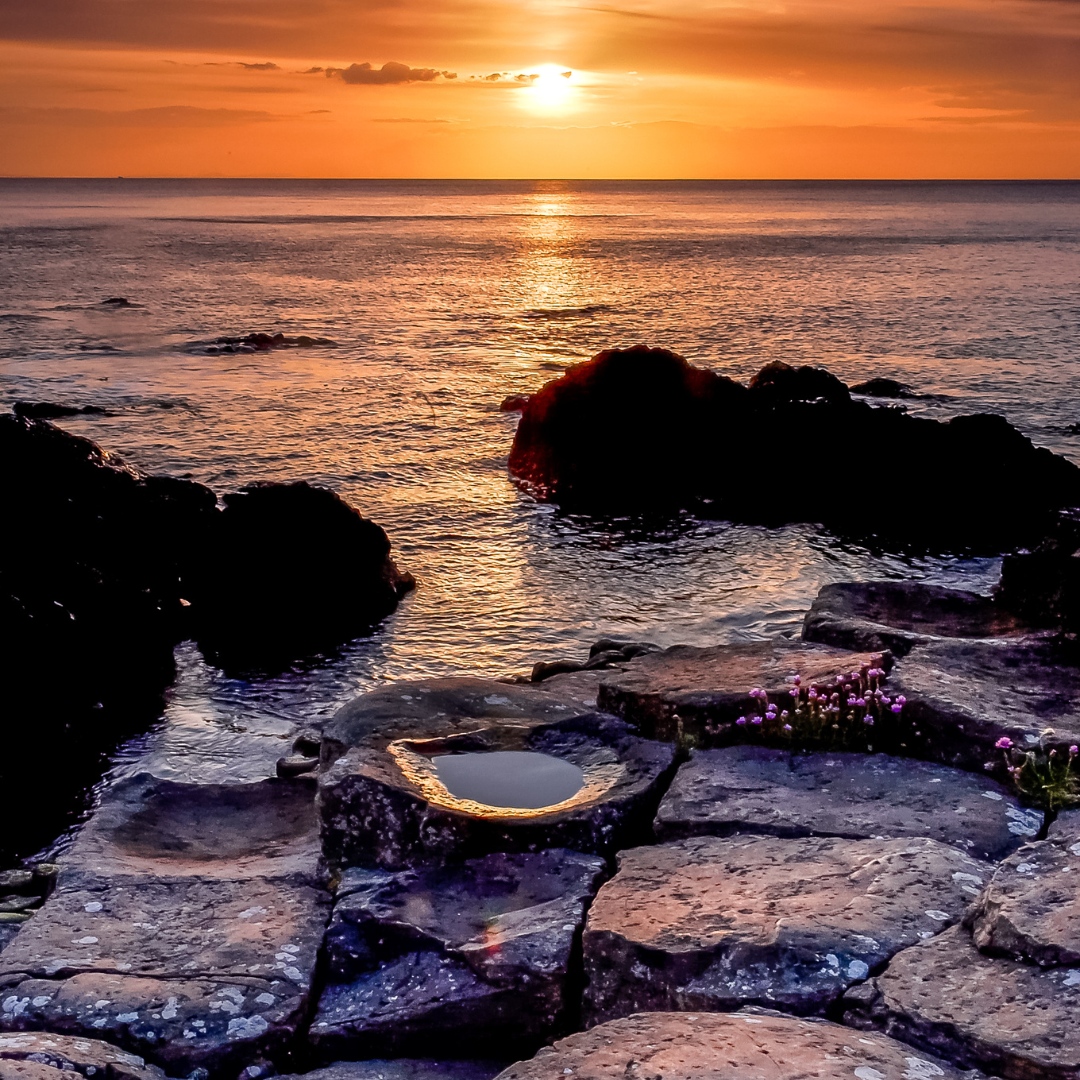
left=190, top=480, right=414, bottom=670
left=495, top=1011, right=976, bottom=1080
left=310, top=850, right=605, bottom=1057
left=596, top=639, right=879, bottom=743
left=966, top=831, right=1080, bottom=966
left=582, top=834, right=989, bottom=1022
left=998, top=509, right=1080, bottom=634
left=100, top=297, right=134, bottom=307
left=319, top=699, right=676, bottom=870
left=803, top=581, right=1034, bottom=656
left=850, top=377, right=914, bottom=398
left=0, top=774, right=330, bottom=1078
left=12, top=402, right=109, bottom=420
left=888, top=637, right=1080, bottom=771
left=844, top=924, right=1080, bottom=1080
left=204, top=332, right=337, bottom=354
left=499, top=394, right=532, bottom=412
left=654, top=745, right=1041, bottom=860
left=508, top=346, right=1080, bottom=550
left=0, top=1031, right=169, bottom=1079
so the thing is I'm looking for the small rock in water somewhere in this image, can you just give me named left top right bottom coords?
left=849, top=377, right=914, bottom=398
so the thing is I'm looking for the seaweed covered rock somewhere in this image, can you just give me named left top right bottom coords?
left=190, top=481, right=414, bottom=670
left=508, top=347, right=1080, bottom=550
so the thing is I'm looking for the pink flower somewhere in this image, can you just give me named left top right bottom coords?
left=793, top=674, right=801, bottom=685
left=783, top=724, right=793, bottom=732
left=896, top=695, right=906, bottom=705
left=751, top=715, right=763, bottom=725
left=1070, top=745, right=1079, bottom=755
left=855, top=698, right=866, bottom=707
left=736, top=716, right=748, bottom=726
left=891, top=704, right=902, bottom=714
left=995, top=737, right=1013, bottom=749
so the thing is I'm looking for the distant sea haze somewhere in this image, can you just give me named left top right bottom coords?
left=2, top=178, right=1079, bottom=771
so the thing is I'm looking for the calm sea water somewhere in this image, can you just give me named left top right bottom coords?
left=3, top=179, right=1080, bottom=812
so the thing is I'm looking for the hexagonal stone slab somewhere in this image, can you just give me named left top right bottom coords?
left=654, top=746, right=1042, bottom=861
left=495, top=1010, right=976, bottom=1080
left=596, top=640, right=879, bottom=743
left=889, top=639, right=1080, bottom=771
left=582, top=834, right=991, bottom=1022
left=0, top=774, right=331, bottom=1078
left=320, top=712, right=675, bottom=870
left=966, top=831, right=1080, bottom=965
left=844, top=924, right=1080, bottom=1079
left=310, top=850, right=605, bottom=1059
left=0, top=1031, right=170, bottom=1080
left=803, top=581, right=1032, bottom=656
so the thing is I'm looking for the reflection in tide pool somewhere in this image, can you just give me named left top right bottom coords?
left=434, top=751, right=586, bottom=810
left=2, top=179, right=1078, bottom=826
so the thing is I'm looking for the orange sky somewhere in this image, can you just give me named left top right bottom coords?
left=1, top=0, right=1079, bottom=177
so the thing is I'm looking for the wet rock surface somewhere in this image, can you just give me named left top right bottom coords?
left=888, top=637, right=1080, bottom=770
left=803, top=582, right=1033, bottom=656
left=319, top=686, right=676, bottom=869
left=844, top=923, right=1080, bottom=1080
left=966, top=831, right=1080, bottom=965
left=582, top=834, right=989, bottom=1022
left=495, top=1010, right=978, bottom=1080
left=0, top=775, right=330, bottom=1078
left=596, top=640, right=880, bottom=742
left=507, top=346, right=1080, bottom=549
left=310, top=850, right=605, bottom=1058
left=0, top=1030, right=170, bottom=1079
left=654, top=745, right=1042, bottom=860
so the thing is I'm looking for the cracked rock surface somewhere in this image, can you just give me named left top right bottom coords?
left=277, top=1063, right=506, bottom=1080
left=844, top=924, right=1080, bottom=1080
left=495, top=1010, right=978, bottom=1080
left=582, top=834, right=991, bottom=1022
left=654, top=746, right=1042, bottom=860
left=0, top=1030, right=171, bottom=1079
left=309, top=850, right=605, bottom=1059
left=966, top=822, right=1080, bottom=965
left=596, top=640, right=880, bottom=743
left=0, top=774, right=330, bottom=1079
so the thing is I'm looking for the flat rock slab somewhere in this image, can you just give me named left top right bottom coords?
left=803, top=582, right=1032, bottom=656
left=1048, top=809, right=1080, bottom=843
left=277, top=1063, right=505, bottom=1080
left=890, top=638, right=1080, bottom=771
left=320, top=712, right=676, bottom=869
left=0, top=775, right=331, bottom=1079
left=582, top=834, right=991, bottom=1022
left=654, top=746, right=1042, bottom=860
left=0, top=1031, right=171, bottom=1080
left=844, top=924, right=1080, bottom=1080
left=966, top=834, right=1080, bottom=965
left=495, top=1010, right=977, bottom=1080
left=311, top=850, right=606, bottom=1058
left=596, top=641, right=879, bottom=742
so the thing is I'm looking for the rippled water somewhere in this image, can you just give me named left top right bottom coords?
left=2, top=179, right=1079, bottom=814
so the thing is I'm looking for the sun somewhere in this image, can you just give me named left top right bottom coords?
left=523, top=65, right=575, bottom=112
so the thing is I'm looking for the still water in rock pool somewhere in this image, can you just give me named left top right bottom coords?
left=3, top=179, right=1080, bottom=860
left=433, top=752, right=586, bottom=810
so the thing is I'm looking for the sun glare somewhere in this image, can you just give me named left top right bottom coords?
left=524, top=65, right=575, bottom=112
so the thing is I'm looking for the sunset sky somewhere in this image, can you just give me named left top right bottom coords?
left=1, top=0, right=1079, bottom=178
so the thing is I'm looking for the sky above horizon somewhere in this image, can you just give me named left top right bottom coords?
left=2, top=0, right=1079, bottom=178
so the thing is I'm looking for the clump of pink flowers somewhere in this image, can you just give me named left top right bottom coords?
left=708, top=655, right=904, bottom=750
left=992, top=733, right=1079, bottom=811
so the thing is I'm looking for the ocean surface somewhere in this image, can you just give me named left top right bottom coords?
left=3, top=179, right=1080, bottom=850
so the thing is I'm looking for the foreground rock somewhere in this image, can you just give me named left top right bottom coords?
left=998, top=509, right=1080, bottom=634
left=310, top=850, right=605, bottom=1058
left=888, top=637, right=1080, bottom=771
left=596, top=640, right=879, bottom=743
left=278, top=1063, right=504, bottom=1080
left=507, top=346, right=1080, bottom=550
left=190, top=481, right=415, bottom=671
left=582, top=834, right=989, bottom=1022
left=803, top=581, right=1034, bottom=656
left=966, top=827, right=1080, bottom=965
left=844, top=924, right=1080, bottom=1079
left=0, top=774, right=330, bottom=1078
left=654, top=746, right=1041, bottom=860
left=0, top=1031, right=170, bottom=1079
left=319, top=682, right=676, bottom=869
left=495, top=1011, right=975, bottom=1080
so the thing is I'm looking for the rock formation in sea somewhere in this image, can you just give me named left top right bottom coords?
left=508, top=346, right=1080, bottom=550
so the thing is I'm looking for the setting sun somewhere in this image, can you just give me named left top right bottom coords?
left=523, top=65, right=575, bottom=112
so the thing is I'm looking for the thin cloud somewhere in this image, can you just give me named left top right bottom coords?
left=330, top=61, right=446, bottom=85
left=239, top=61, right=279, bottom=70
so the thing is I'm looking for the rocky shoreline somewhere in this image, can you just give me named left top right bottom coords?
left=1, top=575, right=1078, bottom=1080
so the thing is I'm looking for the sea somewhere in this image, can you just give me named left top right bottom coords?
left=2, top=178, right=1080, bottom=856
